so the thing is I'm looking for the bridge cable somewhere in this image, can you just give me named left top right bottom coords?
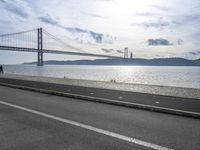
left=43, top=29, right=85, bottom=53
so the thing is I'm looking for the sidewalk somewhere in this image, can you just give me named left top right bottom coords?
left=0, top=74, right=200, bottom=118
left=1, top=73, right=200, bottom=100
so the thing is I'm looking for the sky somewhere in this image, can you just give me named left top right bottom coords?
left=0, top=0, right=200, bottom=64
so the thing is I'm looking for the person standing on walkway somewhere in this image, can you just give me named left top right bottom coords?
left=0, top=65, right=3, bottom=74
left=1, top=65, right=3, bottom=74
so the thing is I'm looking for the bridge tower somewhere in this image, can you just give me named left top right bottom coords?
left=37, top=28, right=43, bottom=66
left=124, top=47, right=128, bottom=58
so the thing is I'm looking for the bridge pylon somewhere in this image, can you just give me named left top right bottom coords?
left=37, top=28, right=43, bottom=66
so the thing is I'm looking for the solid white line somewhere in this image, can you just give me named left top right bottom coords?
left=0, top=100, right=173, bottom=150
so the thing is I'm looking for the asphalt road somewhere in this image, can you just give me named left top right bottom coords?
left=0, top=78, right=200, bottom=114
left=0, top=85, right=200, bottom=150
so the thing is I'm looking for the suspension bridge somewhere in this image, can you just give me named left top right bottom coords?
left=0, top=28, right=123, bottom=66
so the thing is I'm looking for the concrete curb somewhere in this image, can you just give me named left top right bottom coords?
left=0, top=82, right=200, bottom=119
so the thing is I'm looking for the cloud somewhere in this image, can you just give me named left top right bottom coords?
left=37, top=14, right=116, bottom=44
left=194, top=33, right=200, bottom=38
left=64, top=27, right=87, bottom=33
left=38, top=14, right=59, bottom=26
left=177, top=39, right=184, bottom=45
left=184, top=50, right=200, bottom=59
left=0, top=0, right=33, bottom=18
left=147, top=38, right=173, bottom=46
left=131, top=17, right=176, bottom=29
left=64, top=27, right=104, bottom=43
left=144, top=20, right=169, bottom=28
left=180, top=14, right=200, bottom=25
left=188, top=50, right=200, bottom=55
left=116, top=50, right=124, bottom=54
left=64, top=27, right=116, bottom=44
left=152, top=5, right=171, bottom=12
left=101, top=48, right=114, bottom=53
left=100, top=48, right=124, bottom=54
left=90, top=31, right=103, bottom=43
left=83, top=12, right=105, bottom=18
left=135, top=12, right=158, bottom=17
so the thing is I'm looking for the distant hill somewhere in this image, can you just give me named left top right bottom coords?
left=24, top=58, right=200, bottom=66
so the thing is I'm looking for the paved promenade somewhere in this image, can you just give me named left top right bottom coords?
left=1, top=73, right=200, bottom=99
left=0, top=74, right=200, bottom=117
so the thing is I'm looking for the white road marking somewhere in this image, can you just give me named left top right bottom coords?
left=0, top=100, right=173, bottom=150
left=118, top=96, right=123, bottom=99
left=155, top=101, right=160, bottom=104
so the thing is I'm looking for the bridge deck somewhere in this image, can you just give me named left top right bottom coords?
left=0, top=45, right=121, bottom=58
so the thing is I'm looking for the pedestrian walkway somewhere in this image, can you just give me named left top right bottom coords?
left=0, top=74, right=200, bottom=116
left=0, top=74, right=200, bottom=99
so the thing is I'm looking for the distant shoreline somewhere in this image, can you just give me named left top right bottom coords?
left=24, top=58, right=200, bottom=66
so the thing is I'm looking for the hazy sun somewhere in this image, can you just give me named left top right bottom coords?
left=102, top=0, right=157, bottom=31
left=111, top=0, right=156, bottom=15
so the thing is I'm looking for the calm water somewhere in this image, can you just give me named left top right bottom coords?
left=4, top=65, right=200, bottom=89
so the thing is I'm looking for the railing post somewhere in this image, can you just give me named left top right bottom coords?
left=37, top=28, right=43, bottom=66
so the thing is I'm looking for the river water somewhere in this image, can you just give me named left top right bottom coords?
left=3, top=65, right=200, bottom=89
